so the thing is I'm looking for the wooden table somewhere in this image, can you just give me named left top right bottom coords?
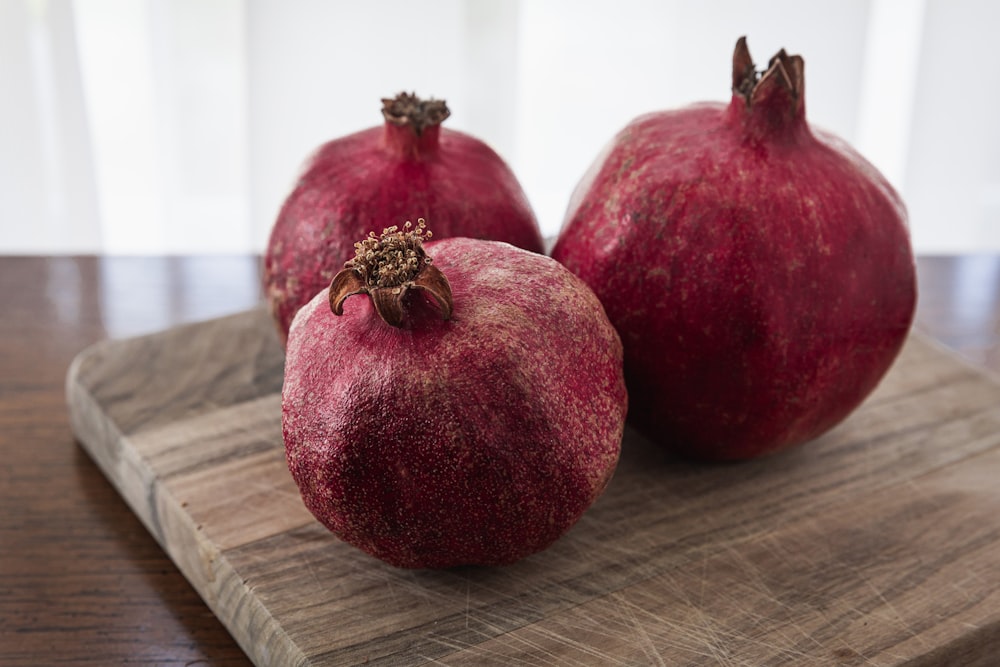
left=1, top=255, right=997, bottom=665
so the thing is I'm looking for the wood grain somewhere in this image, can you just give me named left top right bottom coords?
left=66, top=304, right=1000, bottom=665
left=0, top=256, right=257, bottom=667
left=2, top=254, right=997, bottom=666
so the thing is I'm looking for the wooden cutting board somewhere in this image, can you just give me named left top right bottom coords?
left=66, top=306, right=1000, bottom=666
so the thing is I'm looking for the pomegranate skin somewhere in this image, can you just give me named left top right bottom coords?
left=264, top=95, right=544, bottom=344
left=551, top=39, right=916, bottom=461
left=282, top=237, right=626, bottom=568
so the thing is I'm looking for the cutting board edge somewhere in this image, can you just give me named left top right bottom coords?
left=911, top=324, right=1000, bottom=386
left=61, top=310, right=1000, bottom=666
left=66, top=343, right=309, bottom=667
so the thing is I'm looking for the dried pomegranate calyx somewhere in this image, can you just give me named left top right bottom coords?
left=731, top=36, right=804, bottom=109
left=351, top=219, right=432, bottom=288
left=381, top=92, right=450, bottom=137
left=329, top=219, right=453, bottom=328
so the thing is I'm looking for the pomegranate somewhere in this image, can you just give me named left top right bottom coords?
left=551, top=37, right=916, bottom=461
left=282, top=221, right=626, bottom=568
left=264, top=92, right=545, bottom=343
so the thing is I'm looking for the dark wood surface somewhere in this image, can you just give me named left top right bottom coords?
left=1, top=255, right=998, bottom=665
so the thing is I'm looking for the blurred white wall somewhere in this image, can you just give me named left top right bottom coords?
left=0, top=0, right=101, bottom=252
left=0, top=0, right=996, bottom=254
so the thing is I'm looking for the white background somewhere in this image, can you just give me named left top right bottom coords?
left=2, top=0, right=997, bottom=255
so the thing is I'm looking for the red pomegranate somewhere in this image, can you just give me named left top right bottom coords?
left=264, top=93, right=544, bottom=343
left=551, top=37, right=917, bottom=461
left=282, top=222, right=626, bottom=568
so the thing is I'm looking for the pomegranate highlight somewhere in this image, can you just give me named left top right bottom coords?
left=551, top=37, right=917, bottom=461
left=264, top=92, right=545, bottom=342
left=282, top=222, right=626, bottom=568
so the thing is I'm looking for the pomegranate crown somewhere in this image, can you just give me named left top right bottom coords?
left=329, top=219, right=453, bottom=328
left=730, top=36, right=805, bottom=118
left=350, top=220, right=432, bottom=288
left=381, top=92, right=450, bottom=136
